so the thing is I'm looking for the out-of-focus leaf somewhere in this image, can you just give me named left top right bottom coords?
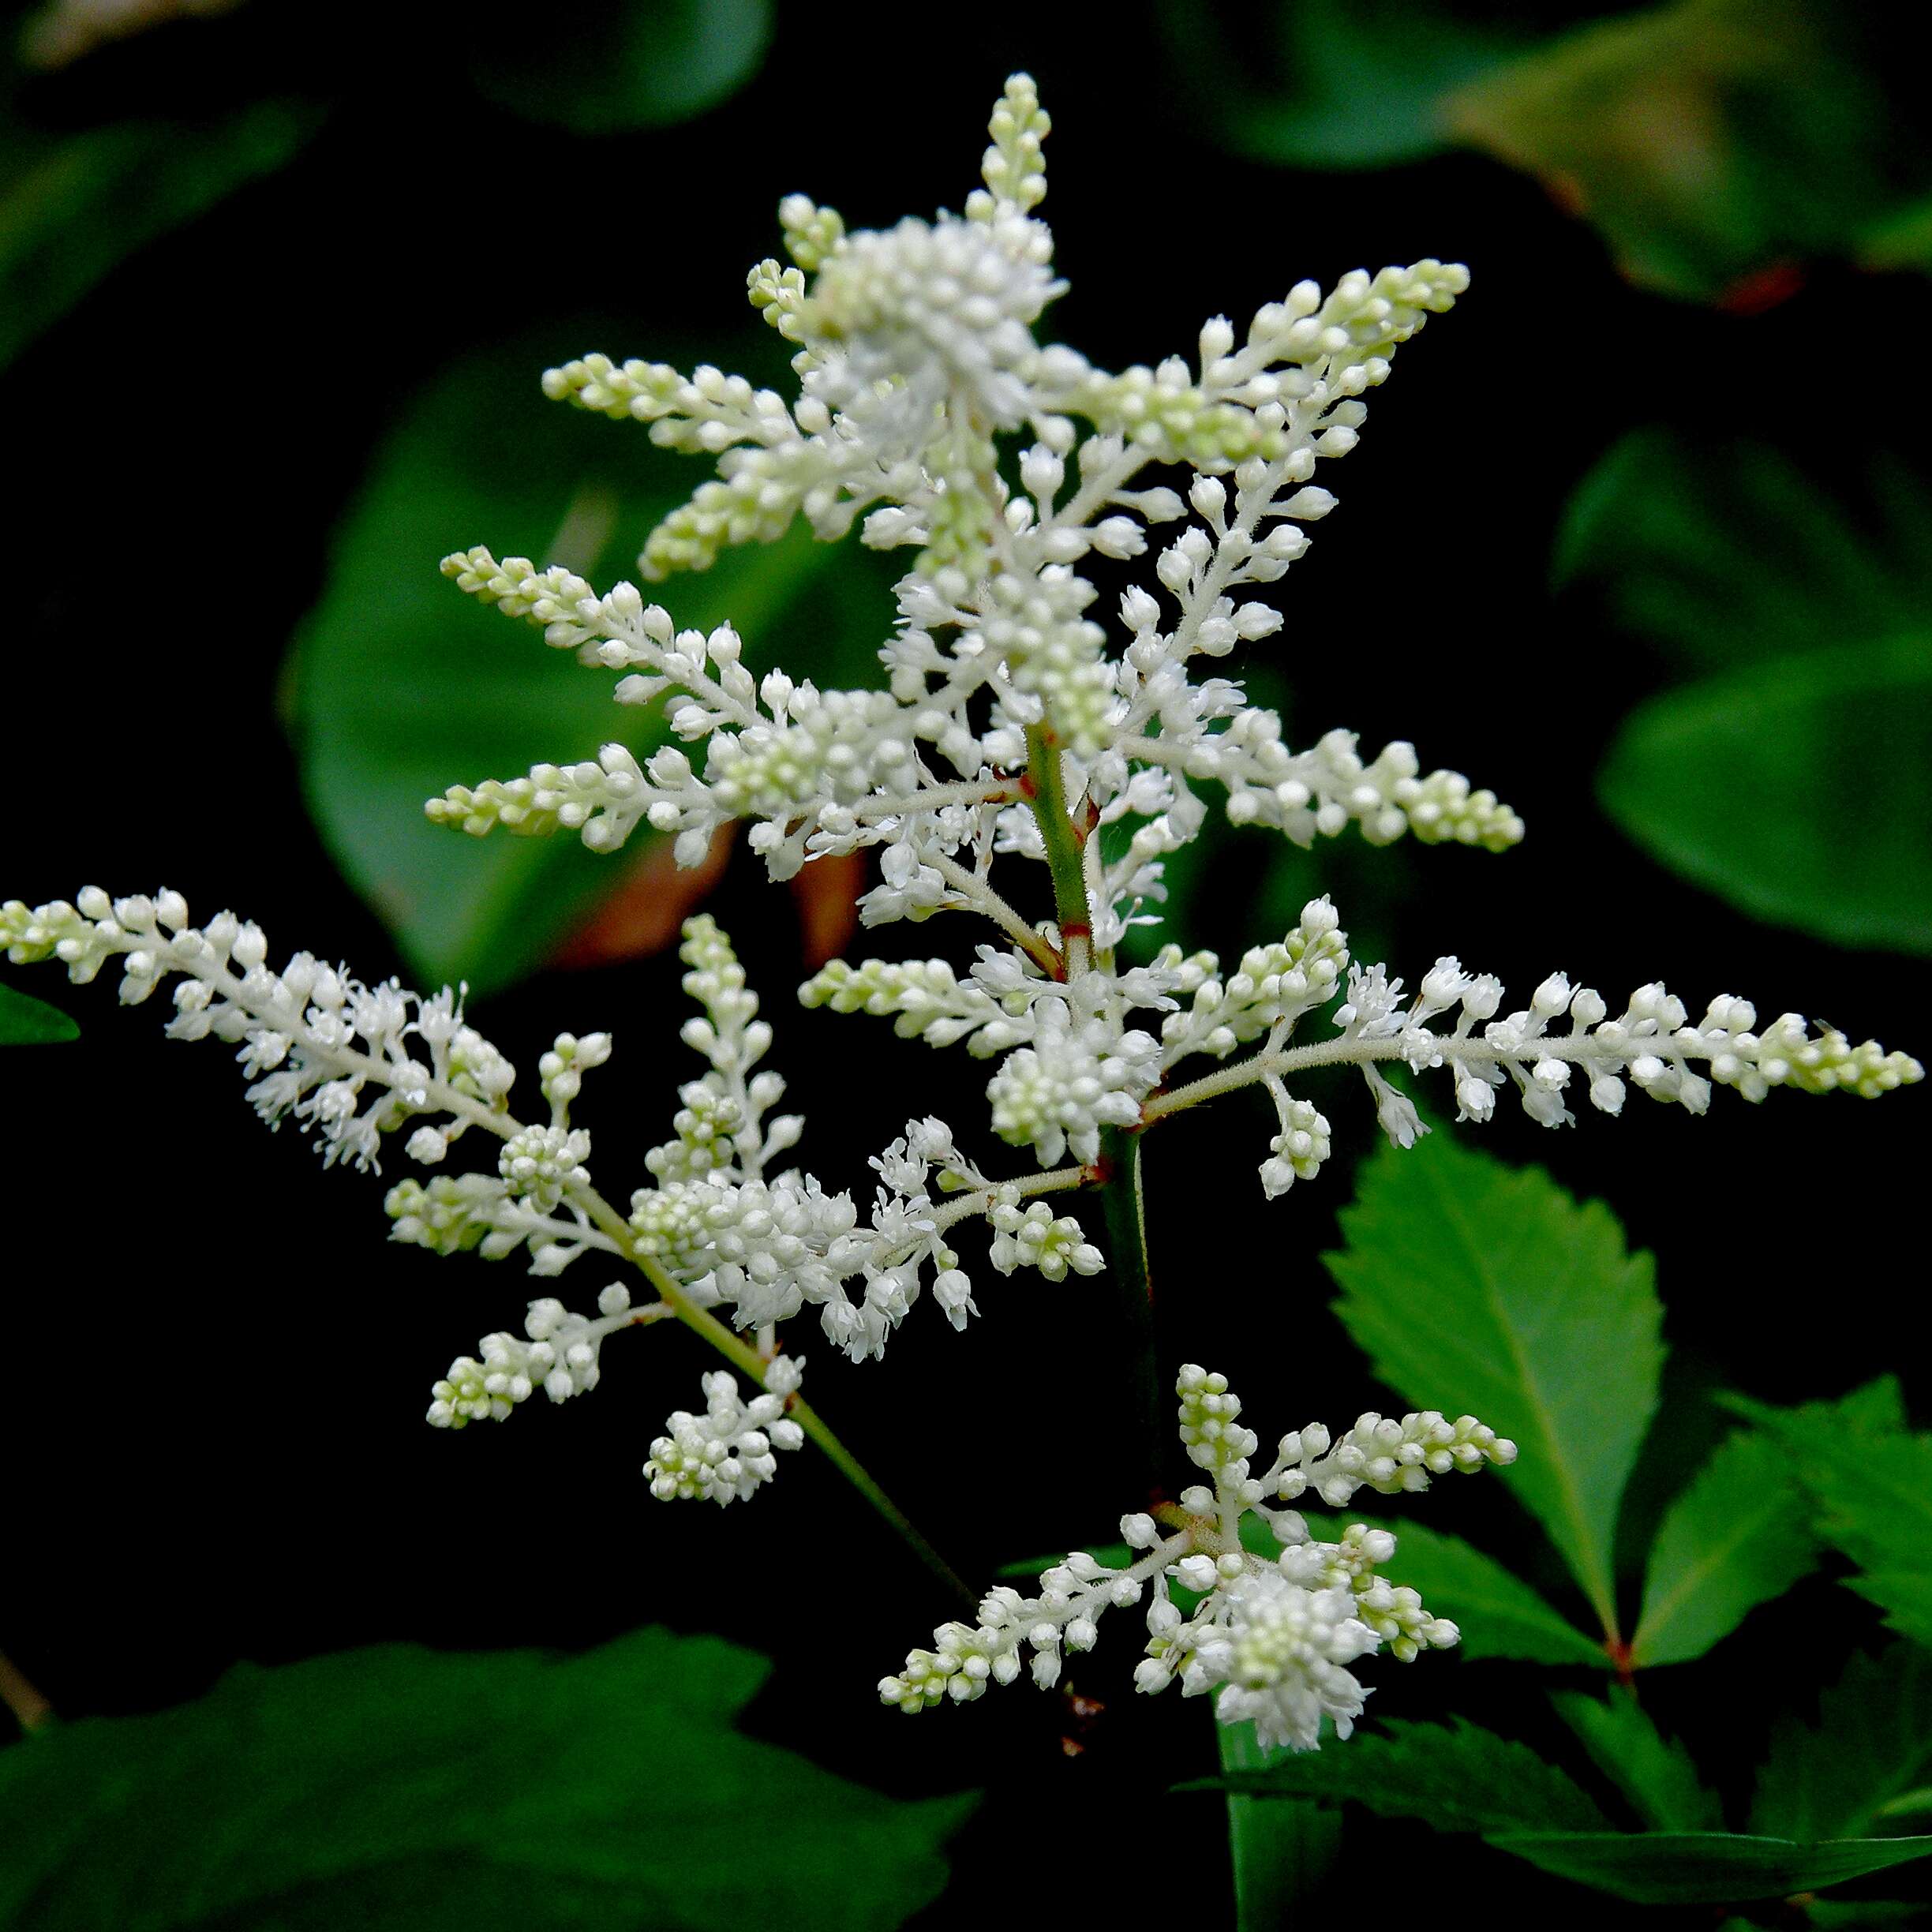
left=470, top=0, right=773, bottom=133
left=1551, top=1687, right=1721, bottom=1829
left=1629, top=1428, right=1818, bottom=1668
left=0, top=100, right=319, bottom=369
left=1156, top=0, right=1578, bottom=169
left=1488, top=1829, right=1932, bottom=1904
left=1752, top=1644, right=1932, bottom=1840
left=1189, top=1716, right=1610, bottom=1833
left=1861, top=197, right=1932, bottom=272
left=1325, top=1137, right=1664, bottom=1639
left=289, top=323, right=893, bottom=994
left=1552, top=431, right=1932, bottom=675
left=1296, top=1511, right=1609, bottom=1668
left=0, top=979, right=77, bottom=1044
left=1728, top=1396, right=1932, bottom=1649
left=0, top=1628, right=972, bottom=1930
left=1598, top=636, right=1932, bottom=957
left=1443, top=0, right=1925, bottom=301
left=994, top=1543, right=1133, bottom=1579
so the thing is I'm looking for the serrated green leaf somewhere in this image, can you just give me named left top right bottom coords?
left=1552, top=431, right=1932, bottom=674
left=1295, top=1511, right=1608, bottom=1668
left=0, top=980, right=78, bottom=1045
left=0, top=101, right=320, bottom=370
left=1630, top=1428, right=1818, bottom=1668
left=1188, top=1716, right=1610, bottom=1834
left=1730, top=1398, right=1932, bottom=1647
left=1551, top=1687, right=1721, bottom=1830
left=289, top=324, right=893, bottom=994
left=1486, top=1830, right=1932, bottom=1906
left=1753, top=1643, right=1932, bottom=1840
left=469, top=0, right=773, bottom=132
left=1599, top=637, right=1932, bottom=957
left=0, top=1629, right=971, bottom=1930
left=1324, top=1136, right=1664, bottom=1640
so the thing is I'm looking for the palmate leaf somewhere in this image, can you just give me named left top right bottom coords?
left=0, top=1629, right=972, bottom=1931
left=1728, top=1395, right=1932, bottom=1648
left=1753, top=1643, right=1932, bottom=1840
left=1294, top=1511, right=1607, bottom=1668
left=1188, top=1716, right=1610, bottom=1834
left=0, top=979, right=78, bottom=1045
left=1629, top=1428, right=1819, bottom=1668
left=1599, top=637, right=1932, bottom=958
left=1488, top=1830, right=1932, bottom=1906
left=1550, top=1687, right=1720, bottom=1830
left=1324, top=1136, right=1664, bottom=1640
left=288, top=323, right=893, bottom=994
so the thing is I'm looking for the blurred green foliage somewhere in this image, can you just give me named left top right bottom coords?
left=0, top=1627, right=972, bottom=1930
left=1163, top=0, right=1932, bottom=304
left=1559, top=432, right=1932, bottom=956
left=287, top=324, right=895, bottom=992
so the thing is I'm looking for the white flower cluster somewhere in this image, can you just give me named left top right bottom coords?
left=881, top=1367, right=1510, bottom=1750
left=645, top=1354, right=807, bottom=1505
left=428, top=72, right=1514, bottom=956
left=0, top=889, right=520, bottom=1174
left=429, top=1283, right=662, bottom=1427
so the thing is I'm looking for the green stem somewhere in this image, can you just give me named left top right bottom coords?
left=1097, top=1124, right=1161, bottom=1500
left=577, top=1188, right=975, bottom=1612
left=1024, top=722, right=1091, bottom=976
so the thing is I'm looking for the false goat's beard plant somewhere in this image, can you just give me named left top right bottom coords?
left=5, top=74, right=1921, bottom=1752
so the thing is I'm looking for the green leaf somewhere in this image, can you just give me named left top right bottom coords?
left=1295, top=1511, right=1608, bottom=1668
left=0, top=1629, right=971, bottom=1930
left=1486, top=1830, right=1932, bottom=1906
left=995, top=1542, right=1133, bottom=1579
left=0, top=980, right=78, bottom=1045
left=1218, top=1719, right=1342, bottom=1929
left=469, top=0, right=773, bottom=132
left=1189, top=1716, right=1611, bottom=1834
left=289, top=324, right=892, bottom=994
left=1443, top=0, right=1927, bottom=302
left=1599, top=636, right=1932, bottom=957
left=1629, top=1428, right=1818, bottom=1668
left=1324, top=1136, right=1664, bottom=1640
left=1552, top=430, right=1932, bottom=675
left=0, top=102, right=320, bottom=370
left=1551, top=1687, right=1721, bottom=1830
left=1754, top=1644, right=1932, bottom=1840
left=1728, top=1400, right=1932, bottom=1647
left=1156, top=0, right=1566, bottom=170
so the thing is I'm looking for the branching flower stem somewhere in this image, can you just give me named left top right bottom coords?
left=1144, top=1029, right=1743, bottom=1125
left=567, top=1180, right=978, bottom=1608
left=1026, top=714, right=1162, bottom=1487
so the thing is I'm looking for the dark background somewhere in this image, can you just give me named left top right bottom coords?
left=2, top=2, right=1927, bottom=1923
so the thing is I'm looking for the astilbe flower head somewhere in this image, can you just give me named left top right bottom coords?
left=4, top=71, right=1919, bottom=1760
